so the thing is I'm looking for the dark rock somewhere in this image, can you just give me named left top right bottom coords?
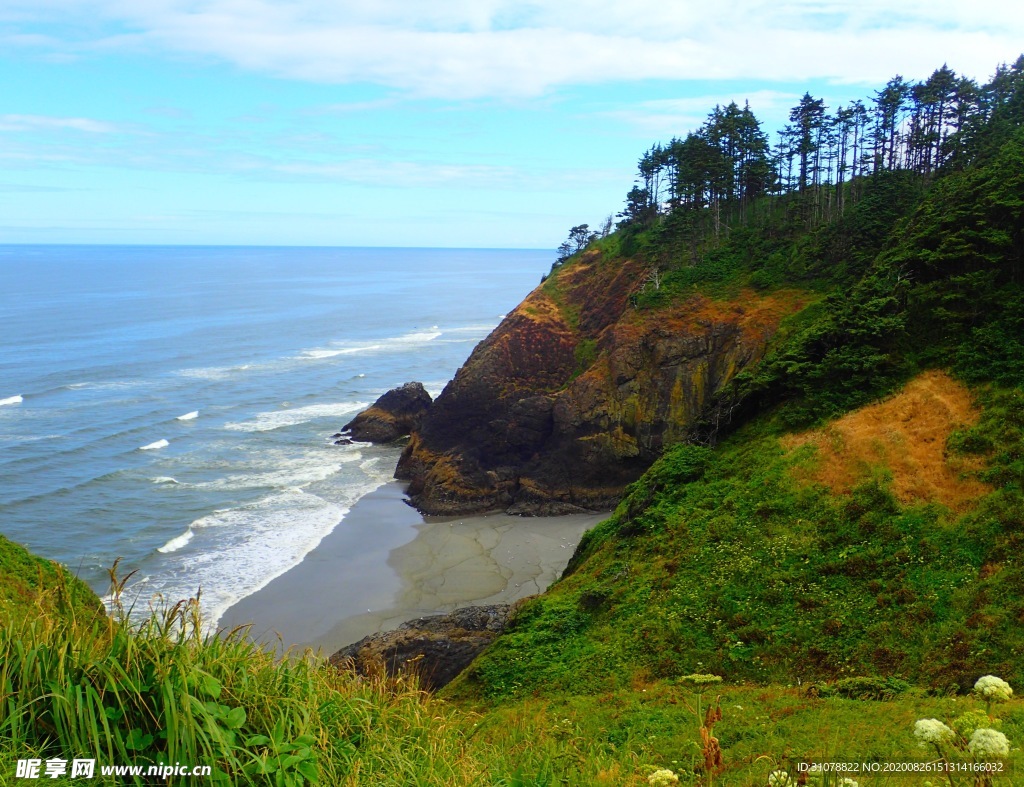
left=398, top=251, right=810, bottom=515
left=330, top=604, right=514, bottom=691
left=334, top=438, right=353, bottom=445
left=342, top=382, right=433, bottom=443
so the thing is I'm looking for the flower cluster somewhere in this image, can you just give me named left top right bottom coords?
left=913, top=718, right=955, bottom=747
left=973, top=675, right=1013, bottom=703
left=648, top=768, right=680, bottom=786
left=767, top=770, right=793, bottom=787
left=952, top=709, right=995, bottom=742
left=679, top=673, right=723, bottom=686
left=968, top=728, right=1010, bottom=759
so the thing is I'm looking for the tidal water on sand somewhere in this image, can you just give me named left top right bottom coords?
left=0, top=245, right=550, bottom=627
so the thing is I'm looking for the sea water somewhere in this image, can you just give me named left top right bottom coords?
left=0, top=245, right=549, bottom=626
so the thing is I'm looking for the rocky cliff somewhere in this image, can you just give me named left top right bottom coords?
left=397, top=249, right=812, bottom=515
left=331, top=604, right=515, bottom=692
left=341, top=381, right=432, bottom=443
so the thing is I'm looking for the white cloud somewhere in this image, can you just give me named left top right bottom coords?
left=5, top=2, right=1023, bottom=98
left=606, top=90, right=802, bottom=136
left=236, top=155, right=625, bottom=191
left=0, top=114, right=120, bottom=133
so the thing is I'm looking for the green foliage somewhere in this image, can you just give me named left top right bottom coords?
left=571, top=339, right=598, bottom=381
left=817, top=676, right=912, bottom=701
left=454, top=380, right=1024, bottom=703
left=0, top=534, right=104, bottom=626
left=0, top=596, right=496, bottom=785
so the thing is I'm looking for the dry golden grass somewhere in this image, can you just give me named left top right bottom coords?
left=783, top=370, right=990, bottom=511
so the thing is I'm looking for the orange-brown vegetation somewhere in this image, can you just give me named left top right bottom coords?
left=611, top=287, right=813, bottom=349
left=783, top=370, right=990, bottom=511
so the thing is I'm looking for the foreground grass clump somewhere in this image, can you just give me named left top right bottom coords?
left=463, top=678, right=1023, bottom=785
left=3, top=589, right=1021, bottom=787
left=0, top=534, right=105, bottom=625
left=0, top=598, right=487, bottom=786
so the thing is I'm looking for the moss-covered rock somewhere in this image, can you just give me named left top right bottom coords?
left=398, top=248, right=811, bottom=515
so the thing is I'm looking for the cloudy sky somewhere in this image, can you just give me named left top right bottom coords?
left=2, top=1, right=1021, bottom=247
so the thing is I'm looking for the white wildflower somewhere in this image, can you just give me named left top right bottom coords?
left=648, top=768, right=680, bottom=786
left=768, top=770, right=794, bottom=787
left=679, top=673, right=723, bottom=685
left=839, top=779, right=859, bottom=787
left=973, top=675, right=1013, bottom=703
left=914, top=718, right=956, bottom=747
left=968, top=728, right=1010, bottom=759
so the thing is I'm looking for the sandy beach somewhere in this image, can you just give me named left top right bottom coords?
left=219, top=481, right=607, bottom=656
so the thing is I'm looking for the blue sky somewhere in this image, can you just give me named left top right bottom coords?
left=2, top=1, right=1022, bottom=248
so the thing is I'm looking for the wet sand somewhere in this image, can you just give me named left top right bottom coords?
left=219, top=481, right=606, bottom=656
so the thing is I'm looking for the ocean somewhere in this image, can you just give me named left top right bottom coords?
left=0, top=245, right=550, bottom=627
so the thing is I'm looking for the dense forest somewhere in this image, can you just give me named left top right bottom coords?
left=613, top=57, right=1024, bottom=242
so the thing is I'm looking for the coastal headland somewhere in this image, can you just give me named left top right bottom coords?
left=397, top=250, right=812, bottom=515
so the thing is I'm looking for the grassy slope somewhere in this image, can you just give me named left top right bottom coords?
left=0, top=533, right=104, bottom=625
left=453, top=375, right=1024, bottom=691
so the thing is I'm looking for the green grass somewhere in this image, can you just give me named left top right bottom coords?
left=464, top=680, right=1024, bottom=785
left=0, top=595, right=494, bottom=786
left=4, top=589, right=1019, bottom=786
left=0, top=534, right=104, bottom=626
left=449, top=379, right=1024, bottom=704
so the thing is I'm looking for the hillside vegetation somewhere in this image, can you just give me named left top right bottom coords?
left=445, top=55, right=1024, bottom=781
left=4, top=56, right=1024, bottom=785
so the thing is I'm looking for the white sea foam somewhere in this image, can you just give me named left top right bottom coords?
left=444, top=323, right=499, bottom=334
left=302, top=346, right=381, bottom=359
left=151, top=476, right=180, bottom=485
left=140, top=439, right=169, bottom=450
left=177, top=411, right=199, bottom=421
left=158, top=529, right=194, bottom=553
left=194, top=460, right=348, bottom=491
left=65, top=380, right=144, bottom=391
left=178, top=364, right=254, bottom=381
left=224, top=401, right=368, bottom=433
left=0, top=395, right=23, bottom=406
left=125, top=449, right=398, bottom=629
left=125, top=487, right=371, bottom=629
left=422, top=379, right=449, bottom=399
left=299, top=329, right=443, bottom=360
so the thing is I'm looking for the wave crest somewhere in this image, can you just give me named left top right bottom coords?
left=158, top=529, right=194, bottom=553
left=224, top=402, right=367, bottom=433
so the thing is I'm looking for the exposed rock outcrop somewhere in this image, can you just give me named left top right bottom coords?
left=330, top=604, right=514, bottom=691
left=397, top=250, right=812, bottom=515
left=342, top=382, right=432, bottom=443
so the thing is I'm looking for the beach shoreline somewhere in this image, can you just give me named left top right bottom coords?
left=219, top=480, right=607, bottom=656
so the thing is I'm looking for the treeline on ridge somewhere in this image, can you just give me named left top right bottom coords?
left=579, top=56, right=1024, bottom=262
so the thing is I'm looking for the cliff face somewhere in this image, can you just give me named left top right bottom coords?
left=397, top=250, right=811, bottom=514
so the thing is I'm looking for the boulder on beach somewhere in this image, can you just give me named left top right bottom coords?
left=340, top=382, right=433, bottom=443
left=329, top=603, right=515, bottom=691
